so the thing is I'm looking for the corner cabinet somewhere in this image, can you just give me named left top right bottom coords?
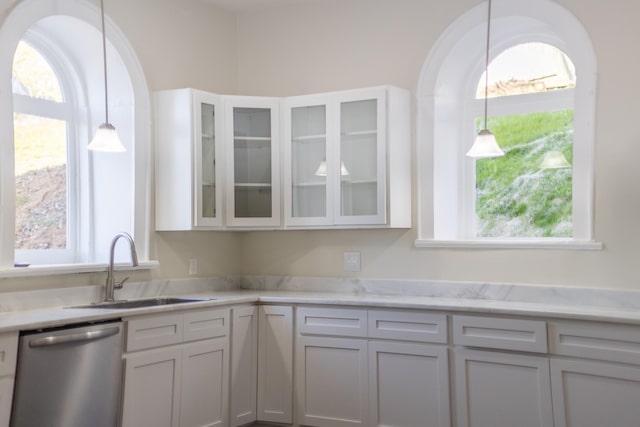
left=224, top=96, right=281, bottom=227
left=154, top=86, right=410, bottom=231
left=283, top=86, right=411, bottom=228
left=155, top=89, right=225, bottom=230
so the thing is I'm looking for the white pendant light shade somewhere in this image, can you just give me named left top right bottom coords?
left=467, top=129, right=504, bottom=158
left=314, top=159, right=350, bottom=176
left=467, top=0, right=504, bottom=159
left=541, top=151, right=571, bottom=169
left=88, top=123, right=125, bottom=152
left=314, top=159, right=327, bottom=176
left=90, top=0, right=126, bottom=153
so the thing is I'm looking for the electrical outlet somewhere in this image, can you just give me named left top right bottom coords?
left=189, top=258, right=198, bottom=276
left=343, top=252, right=361, bottom=272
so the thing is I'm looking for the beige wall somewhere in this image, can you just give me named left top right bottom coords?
left=3, top=0, right=640, bottom=292
left=234, top=0, right=640, bottom=290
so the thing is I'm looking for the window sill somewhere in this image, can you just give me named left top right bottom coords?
left=414, top=239, right=603, bottom=250
left=0, top=260, right=159, bottom=278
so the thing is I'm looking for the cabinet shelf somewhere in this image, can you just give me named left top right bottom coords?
left=292, top=181, right=326, bottom=188
left=341, top=130, right=377, bottom=137
left=233, top=136, right=272, bottom=141
left=234, top=183, right=272, bottom=188
left=292, top=134, right=326, bottom=143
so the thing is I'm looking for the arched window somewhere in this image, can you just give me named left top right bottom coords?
left=13, top=39, right=76, bottom=263
left=416, top=0, right=599, bottom=249
left=473, top=43, right=575, bottom=238
left=0, top=0, right=151, bottom=269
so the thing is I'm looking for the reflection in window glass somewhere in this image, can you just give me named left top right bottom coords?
left=476, top=43, right=576, bottom=99
left=12, top=41, right=63, bottom=102
left=475, top=110, right=573, bottom=238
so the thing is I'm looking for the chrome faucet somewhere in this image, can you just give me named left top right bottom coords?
left=104, top=232, right=139, bottom=302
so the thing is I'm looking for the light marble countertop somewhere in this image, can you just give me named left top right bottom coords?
left=3, top=284, right=640, bottom=334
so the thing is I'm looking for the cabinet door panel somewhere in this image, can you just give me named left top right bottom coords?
left=194, top=91, right=224, bottom=227
left=230, top=306, right=258, bottom=426
left=454, top=349, right=553, bottom=427
left=551, top=358, right=640, bottom=427
left=258, top=306, right=293, bottom=423
left=335, top=88, right=386, bottom=225
left=122, top=347, right=182, bottom=427
left=297, top=335, right=368, bottom=427
left=369, top=341, right=450, bottom=427
left=283, top=95, right=334, bottom=226
left=181, top=338, right=229, bottom=427
left=0, top=377, right=14, bottom=427
left=225, top=97, right=280, bottom=227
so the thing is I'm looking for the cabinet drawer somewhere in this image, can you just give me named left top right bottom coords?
left=453, top=315, right=547, bottom=353
left=297, top=307, right=367, bottom=337
left=549, top=321, right=640, bottom=365
left=368, top=310, right=448, bottom=343
left=0, top=332, right=18, bottom=377
left=184, top=308, right=229, bottom=342
left=126, top=313, right=184, bottom=352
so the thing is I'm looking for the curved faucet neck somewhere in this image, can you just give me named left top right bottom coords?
left=105, top=232, right=139, bottom=302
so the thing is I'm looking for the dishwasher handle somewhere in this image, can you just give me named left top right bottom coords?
left=29, top=326, right=121, bottom=348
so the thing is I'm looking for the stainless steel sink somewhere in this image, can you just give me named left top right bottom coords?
left=68, top=297, right=214, bottom=309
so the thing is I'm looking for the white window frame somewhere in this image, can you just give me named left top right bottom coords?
left=13, top=35, right=80, bottom=265
left=0, top=0, right=152, bottom=272
left=415, top=0, right=601, bottom=250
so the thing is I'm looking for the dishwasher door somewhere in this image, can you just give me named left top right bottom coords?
left=10, top=321, right=123, bottom=427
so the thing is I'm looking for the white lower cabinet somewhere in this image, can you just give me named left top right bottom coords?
left=257, top=305, right=293, bottom=423
left=122, top=347, right=183, bottom=427
left=181, top=339, right=229, bottom=427
left=0, top=333, right=18, bottom=427
left=369, top=341, right=449, bottom=427
left=230, top=306, right=258, bottom=427
left=550, top=358, right=640, bottom=427
left=121, top=308, right=230, bottom=427
left=548, top=320, right=640, bottom=427
left=296, top=307, right=450, bottom=427
left=297, top=335, right=369, bottom=427
left=454, top=349, right=553, bottom=427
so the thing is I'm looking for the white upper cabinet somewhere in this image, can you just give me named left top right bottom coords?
left=283, top=94, right=333, bottom=226
left=283, top=86, right=410, bottom=228
left=155, top=89, right=224, bottom=230
left=155, top=86, right=410, bottom=230
left=225, top=96, right=281, bottom=227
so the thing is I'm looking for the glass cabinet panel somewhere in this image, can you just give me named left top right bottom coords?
left=290, top=105, right=327, bottom=218
left=200, top=102, right=216, bottom=220
left=340, top=98, right=378, bottom=217
left=232, top=107, right=273, bottom=218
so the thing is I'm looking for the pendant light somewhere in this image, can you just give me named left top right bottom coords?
left=314, top=159, right=350, bottom=177
left=540, top=151, right=571, bottom=169
left=466, top=0, right=504, bottom=158
left=88, top=0, right=126, bottom=152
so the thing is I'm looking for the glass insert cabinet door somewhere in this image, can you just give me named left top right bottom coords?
left=336, top=89, right=386, bottom=225
left=283, top=94, right=333, bottom=226
left=194, top=95, right=221, bottom=227
left=192, top=90, right=224, bottom=228
left=225, top=96, right=281, bottom=227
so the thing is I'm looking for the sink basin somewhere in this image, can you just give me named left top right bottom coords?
left=69, top=297, right=214, bottom=309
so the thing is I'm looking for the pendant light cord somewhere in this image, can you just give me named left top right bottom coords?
left=100, top=0, right=109, bottom=124
left=483, top=0, right=492, bottom=129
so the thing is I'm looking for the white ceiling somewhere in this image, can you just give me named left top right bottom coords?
left=201, top=0, right=319, bottom=13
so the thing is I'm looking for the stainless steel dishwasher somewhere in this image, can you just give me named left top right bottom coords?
left=10, top=321, right=123, bottom=427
